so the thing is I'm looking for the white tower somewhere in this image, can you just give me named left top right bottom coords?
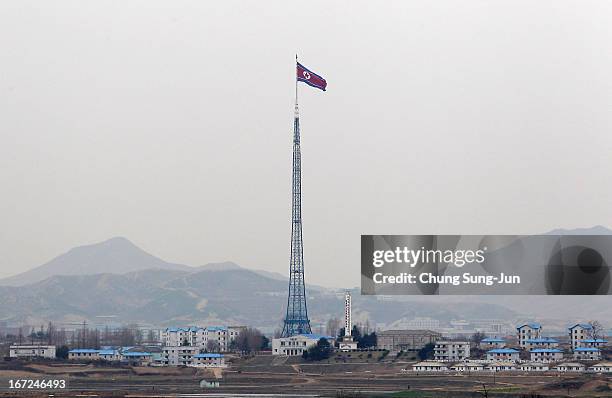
left=344, top=291, right=352, bottom=337
left=339, top=291, right=358, bottom=351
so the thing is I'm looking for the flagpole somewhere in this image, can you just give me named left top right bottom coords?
left=295, top=54, right=299, bottom=117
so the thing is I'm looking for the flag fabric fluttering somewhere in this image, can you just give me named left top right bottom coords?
left=297, top=62, right=327, bottom=91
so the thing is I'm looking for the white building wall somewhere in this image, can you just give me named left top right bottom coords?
left=9, top=345, right=56, bottom=359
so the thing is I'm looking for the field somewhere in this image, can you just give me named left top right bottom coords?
left=1, top=357, right=612, bottom=397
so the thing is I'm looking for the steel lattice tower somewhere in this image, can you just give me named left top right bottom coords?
left=281, top=80, right=312, bottom=337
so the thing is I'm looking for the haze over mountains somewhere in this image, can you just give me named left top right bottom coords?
left=0, top=227, right=611, bottom=330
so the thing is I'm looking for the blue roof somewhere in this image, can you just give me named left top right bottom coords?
left=575, top=347, right=600, bottom=352
left=517, top=323, right=541, bottom=330
left=206, top=326, right=227, bottom=332
left=531, top=348, right=563, bottom=353
left=194, top=353, right=224, bottom=358
left=526, top=338, right=558, bottom=343
left=98, top=349, right=118, bottom=355
left=482, top=338, right=506, bottom=343
left=69, top=349, right=99, bottom=353
left=166, top=327, right=189, bottom=332
left=300, top=333, right=333, bottom=340
left=568, top=323, right=592, bottom=330
left=582, top=339, right=607, bottom=343
left=488, top=348, right=519, bottom=354
left=122, top=351, right=152, bottom=357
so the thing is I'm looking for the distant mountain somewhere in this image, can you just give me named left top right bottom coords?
left=0, top=237, right=191, bottom=286
left=0, top=267, right=518, bottom=331
left=2, top=230, right=612, bottom=330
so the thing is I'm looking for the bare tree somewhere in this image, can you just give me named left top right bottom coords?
left=206, top=340, right=221, bottom=353
left=47, top=322, right=56, bottom=345
left=588, top=320, right=604, bottom=340
left=147, top=329, right=156, bottom=344
left=471, top=331, right=487, bottom=345
left=234, top=327, right=266, bottom=354
left=58, top=328, right=67, bottom=346
left=326, top=317, right=341, bottom=338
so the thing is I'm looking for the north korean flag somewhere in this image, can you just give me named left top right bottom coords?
left=297, top=62, right=327, bottom=91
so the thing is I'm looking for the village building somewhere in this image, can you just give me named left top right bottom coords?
left=68, top=349, right=100, bottom=360
left=589, top=362, right=612, bottom=373
left=376, top=329, right=441, bottom=353
left=486, top=348, right=520, bottom=362
left=9, top=345, right=56, bottom=359
left=568, top=324, right=593, bottom=350
left=412, top=361, right=449, bottom=372
left=191, top=353, right=225, bottom=367
left=517, top=323, right=542, bottom=348
left=578, top=339, right=607, bottom=349
left=487, top=362, right=517, bottom=371
left=450, top=362, right=485, bottom=372
left=555, top=363, right=586, bottom=372
left=529, top=348, right=564, bottom=363
left=573, top=347, right=601, bottom=361
left=479, top=338, right=506, bottom=349
left=520, top=362, right=549, bottom=372
left=272, top=334, right=333, bottom=356
left=433, top=341, right=470, bottom=361
left=524, top=337, right=559, bottom=350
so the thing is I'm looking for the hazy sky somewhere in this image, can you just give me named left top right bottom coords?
left=1, top=1, right=611, bottom=287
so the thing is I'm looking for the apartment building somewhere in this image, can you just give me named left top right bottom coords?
left=516, top=323, right=542, bottom=348
left=579, top=339, right=607, bottom=349
left=524, top=338, right=559, bottom=350
left=161, top=326, right=245, bottom=352
left=568, top=323, right=592, bottom=350
left=529, top=348, right=563, bottom=363
left=486, top=348, right=519, bottom=362
left=192, top=353, right=225, bottom=367
left=161, top=346, right=199, bottom=366
left=433, top=341, right=470, bottom=361
left=573, top=347, right=601, bottom=361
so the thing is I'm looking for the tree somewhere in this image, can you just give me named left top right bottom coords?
left=147, top=329, right=156, bottom=343
left=234, top=328, right=266, bottom=354
left=471, top=331, right=486, bottom=345
left=47, top=322, right=56, bottom=345
left=326, top=317, right=341, bottom=338
left=56, top=345, right=70, bottom=360
left=418, top=343, right=435, bottom=360
left=338, top=325, right=376, bottom=349
left=260, top=335, right=270, bottom=350
left=351, top=325, right=362, bottom=341
left=302, top=338, right=333, bottom=361
left=206, top=340, right=221, bottom=353
left=359, top=332, right=377, bottom=349
left=589, top=321, right=604, bottom=340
